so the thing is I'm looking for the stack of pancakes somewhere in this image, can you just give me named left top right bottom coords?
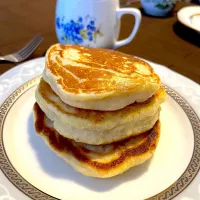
left=33, top=44, right=166, bottom=178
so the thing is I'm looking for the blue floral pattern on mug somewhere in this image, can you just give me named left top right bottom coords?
left=56, top=16, right=103, bottom=44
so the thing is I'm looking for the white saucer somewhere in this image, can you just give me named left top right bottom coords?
left=177, top=6, right=200, bottom=33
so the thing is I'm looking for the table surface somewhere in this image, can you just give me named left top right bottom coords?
left=0, top=0, right=199, bottom=84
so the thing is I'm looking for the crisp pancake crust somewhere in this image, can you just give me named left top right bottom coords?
left=43, top=44, right=161, bottom=110
left=33, top=103, right=160, bottom=178
left=35, top=79, right=166, bottom=145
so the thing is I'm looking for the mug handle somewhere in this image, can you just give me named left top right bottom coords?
left=114, top=8, right=141, bottom=49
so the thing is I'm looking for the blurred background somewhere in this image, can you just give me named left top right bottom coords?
left=0, top=0, right=199, bottom=83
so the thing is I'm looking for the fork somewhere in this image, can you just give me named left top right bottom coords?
left=0, top=35, right=43, bottom=63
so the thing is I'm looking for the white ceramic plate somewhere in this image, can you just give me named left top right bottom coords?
left=177, top=6, right=200, bottom=33
left=0, top=57, right=200, bottom=200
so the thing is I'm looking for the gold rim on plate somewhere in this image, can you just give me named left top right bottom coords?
left=0, top=77, right=200, bottom=200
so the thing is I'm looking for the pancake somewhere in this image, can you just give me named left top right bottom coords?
left=35, top=79, right=166, bottom=145
left=43, top=44, right=161, bottom=111
left=33, top=103, right=161, bottom=178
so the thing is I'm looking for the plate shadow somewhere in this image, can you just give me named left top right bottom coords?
left=173, top=21, right=200, bottom=47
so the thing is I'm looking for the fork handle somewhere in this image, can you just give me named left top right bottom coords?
left=0, top=56, right=5, bottom=61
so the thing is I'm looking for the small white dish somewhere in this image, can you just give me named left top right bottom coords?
left=141, top=0, right=175, bottom=17
left=177, top=6, right=200, bottom=33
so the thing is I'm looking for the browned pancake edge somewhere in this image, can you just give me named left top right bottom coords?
left=33, top=103, right=160, bottom=170
left=38, top=78, right=165, bottom=124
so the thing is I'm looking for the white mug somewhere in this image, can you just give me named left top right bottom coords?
left=55, top=0, right=141, bottom=49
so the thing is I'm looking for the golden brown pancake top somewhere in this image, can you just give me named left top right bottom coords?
left=34, top=103, right=160, bottom=170
left=46, top=44, right=160, bottom=94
